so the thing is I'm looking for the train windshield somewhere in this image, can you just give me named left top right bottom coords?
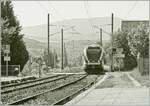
left=86, top=47, right=101, bottom=62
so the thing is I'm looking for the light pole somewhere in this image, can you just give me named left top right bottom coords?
left=111, top=13, right=114, bottom=72
left=61, top=28, right=64, bottom=70
left=47, top=13, right=50, bottom=55
left=93, top=25, right=103, bottom=46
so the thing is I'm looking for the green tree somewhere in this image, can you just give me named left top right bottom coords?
left=114, top=29, right=137, bottom=70
left=127, top=24, right=149, bottom=58
left=1, top=0, right=29, bottom=73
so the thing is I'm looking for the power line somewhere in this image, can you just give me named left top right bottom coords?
left=124, top=0, right=138, bottom=19
left=36, top=1, right=49, bottom=13
left=47, top=1, right=83, bottom=36
left=83, top=1, right=95, bottom=35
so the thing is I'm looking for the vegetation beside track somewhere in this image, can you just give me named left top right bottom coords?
left=95, top=72, right=133, bottom=89
left=129, top=68, right=149, bottom=87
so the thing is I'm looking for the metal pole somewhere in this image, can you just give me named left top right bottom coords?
left=61, top=28, right=64, bottom=70
left=100, top=28, right=102, bottom=46
left=39, top=64, right=41, bottom=78
left=29, top=55, right=31, bottom=74
left=111, top=13, right=114, bottom=72
left=6, top=61, right=8, bottom=76
left=48, top=13, right=50, bottom=54
left=54, top=50, right=56, bottom=68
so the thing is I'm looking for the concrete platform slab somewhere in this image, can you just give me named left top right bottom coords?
left=66, top=88, right=149, bottom=105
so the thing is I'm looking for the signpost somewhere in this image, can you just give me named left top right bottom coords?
left=3, top=45, right=10, bottom=76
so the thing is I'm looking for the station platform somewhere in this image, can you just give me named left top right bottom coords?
left=65, top=74, right=149, bottom=105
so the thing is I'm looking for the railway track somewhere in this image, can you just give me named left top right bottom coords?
left=7, top=74, right=88, bottom=105
left=1, top=74, right=64, bottom=94
left=52, top=80, right=95, bottom=105
left=1, top=74, right=73, bottom=104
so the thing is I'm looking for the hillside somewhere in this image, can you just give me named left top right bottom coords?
left=23, top=37, right=46, bottom=56
left=22, top=17, right=122, bottom=43
left=23, top=17, right=122, bottom=66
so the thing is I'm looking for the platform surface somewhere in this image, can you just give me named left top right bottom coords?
left=66, top=87, right=149, bottom=105
left=66, top=72, right=149, bottom=105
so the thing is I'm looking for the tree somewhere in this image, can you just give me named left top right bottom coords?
left=114, top=29, right=137, bottom=70
left=1, top=0, right=29, bottom=73
left=127, top=24, right=149, bottom=58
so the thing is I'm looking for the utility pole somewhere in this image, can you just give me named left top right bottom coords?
left=111, top=13, right=114, bottom=72
left=100, top=28, right=102, bottom=46
left=61, top=28, right=64, bottom=70
left=47, top=13, right=50, bottom=54
left=53, top=50, right=56, bottom=68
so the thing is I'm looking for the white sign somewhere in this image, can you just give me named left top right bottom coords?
left=116, top=48, right=123, bottom=53
left=4, top=56, right=11, bottom=61
left=114, top=54, right=125, bottom=58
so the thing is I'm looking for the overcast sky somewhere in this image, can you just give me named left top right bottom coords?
left=12, top=1, right=149, bottom=27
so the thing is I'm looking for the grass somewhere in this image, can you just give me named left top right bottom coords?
left=129, top=68, right=149, bottom=87
left=95, top=73, right=134, bottom=89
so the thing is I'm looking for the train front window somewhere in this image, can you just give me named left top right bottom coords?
left=86, top=48, right=101, bottom=62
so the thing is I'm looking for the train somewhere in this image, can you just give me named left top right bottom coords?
left=82, top=44, right=105, bottom=74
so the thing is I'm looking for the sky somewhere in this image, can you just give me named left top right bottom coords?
left=12, top=1, right=149, bottom=27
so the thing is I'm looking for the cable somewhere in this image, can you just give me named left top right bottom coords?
left=36, top=1, right=49, bottom=13
left=102, top=29, right=111, bottom=35
left=48, top=1, right=83, bottom=35
left=124, top=0, right=138, bottom=19
left=83, top=0, right=95, bottom=35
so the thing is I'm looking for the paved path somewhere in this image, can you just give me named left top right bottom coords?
left=66, top=72, right=149, bottom=105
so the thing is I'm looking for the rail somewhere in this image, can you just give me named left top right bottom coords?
left=8, top=75, right=87, bottom=105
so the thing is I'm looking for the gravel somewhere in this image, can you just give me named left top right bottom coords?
left=1, top=75, right=82, bottom=104
left=20, top=75, right=101, bottom=105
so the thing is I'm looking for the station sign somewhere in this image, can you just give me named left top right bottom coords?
left=4, top=56, right=11, bottom=61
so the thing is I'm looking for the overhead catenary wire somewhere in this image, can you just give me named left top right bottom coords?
left=47, top=1, right=83, bottom=36
left=83, top=0, right=95, bottom=35
left=124, top=0, right=138, bottom=19
left=36, top=1, right=82, bottom=38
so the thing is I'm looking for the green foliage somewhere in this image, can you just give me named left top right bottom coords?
left=1, top=0, right=29, bottom=72
left=114, top=29, right=137, bottom=70
left=127, top=24, right=149, bottom=58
